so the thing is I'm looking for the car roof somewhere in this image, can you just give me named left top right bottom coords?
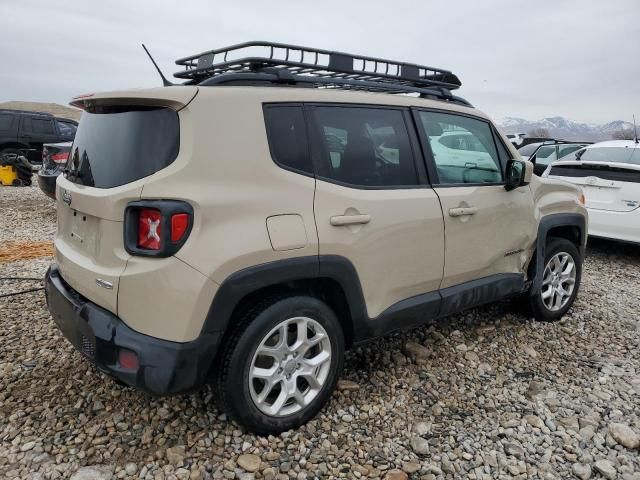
left=0, top=108, right=54, bottom=117
left=585, top=140, right=639, bottom=149
left=518, top=141, right=542, bottom=149
left=75, top=85, right=485, bottom=118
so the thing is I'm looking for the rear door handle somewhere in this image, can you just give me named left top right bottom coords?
left=449, top=207, right=478, bottom=217
left=330, top=214, right=371, bottom=226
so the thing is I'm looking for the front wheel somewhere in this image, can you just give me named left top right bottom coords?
left=215, top=296, right=344, bottom=434
left=529, top=238, right=582, bottom=321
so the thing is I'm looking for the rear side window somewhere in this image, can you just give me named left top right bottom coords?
left=0, top=114, right=14, bottom=130
left=67, top=107, right=179, bottom=189
left=263, top=105, right=312, bottom=175
left=31, top=118, right=55, bottom=134
left=558, top=144, right=584, bottom=158
left=310, top=106, right=418, bottom=187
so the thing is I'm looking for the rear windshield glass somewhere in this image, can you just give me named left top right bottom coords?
left=578, top=146, right=640, bottom=165
left=550, top=164, right=640, bottom=183
left=66, top=107, right=179, bottom=188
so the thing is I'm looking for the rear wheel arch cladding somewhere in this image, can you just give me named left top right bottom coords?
left=200, top=256, right=366, bottom=346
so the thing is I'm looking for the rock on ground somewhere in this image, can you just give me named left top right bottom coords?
left=594, top=459, right=617, bottom=480
left=69, top=467, right=113, bottom=480
left=609, top=423, right=640, bottom=449
left=237, top=453, right=261, bottom=472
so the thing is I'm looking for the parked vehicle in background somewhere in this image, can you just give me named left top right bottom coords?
left=37, top=142, right=72, bottom=199
left=543, top=140, right=640, bottom=244
left=526, top=140, right=592, bottom=175
left=518, top=141, right=543, bottom=161
left=506, top=132, right=526, bottom=147
left=44, top=41, right=588, bottom=434
left=0, top=109, right=77, bottom=164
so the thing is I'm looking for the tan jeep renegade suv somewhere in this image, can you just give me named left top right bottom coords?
left=45, top=42, right=587, bottom=434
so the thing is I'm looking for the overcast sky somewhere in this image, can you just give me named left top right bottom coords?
left=1, top=0, right=638, bottom=124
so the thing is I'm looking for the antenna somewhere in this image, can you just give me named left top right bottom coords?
left=141, top=44, right=174, bottom=87
left=634, top=114, right=639, bottom=144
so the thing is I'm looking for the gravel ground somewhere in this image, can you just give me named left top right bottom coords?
left=1, top=184, right=639, bottom=480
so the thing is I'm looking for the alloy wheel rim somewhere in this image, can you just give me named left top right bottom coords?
left=541, top=252, right=576, bottom=311
left=249, top=316, right=332, bottom=417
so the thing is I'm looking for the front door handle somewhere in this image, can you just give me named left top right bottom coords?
left=330, top=214, right=371, bottom=226
left=449, top=207, right=478, bottom=217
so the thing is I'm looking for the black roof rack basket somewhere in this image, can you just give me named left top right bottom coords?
left=174, top=41, right=470, bottom=105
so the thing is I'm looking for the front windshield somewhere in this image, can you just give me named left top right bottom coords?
left=578, top=146, right=640, bottom=165
left=534, top=145, right=557, bottom=166
left=518, top=143, right=540, bottom=156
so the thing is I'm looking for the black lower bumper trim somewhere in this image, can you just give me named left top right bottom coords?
left=37, top=172, right=58, bottom=200
left=44, top=264, right=220, bottom=396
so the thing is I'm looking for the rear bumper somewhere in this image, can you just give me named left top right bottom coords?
left=37, top=171, right=58, bottom=199
left=44, top=264, right=221, bottom=396
left=588, top=207, right=640, bottom=244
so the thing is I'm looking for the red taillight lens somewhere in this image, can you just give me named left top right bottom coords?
left=51, top=152, right=70, bottom=164
left=125, top=201, right=192, bottom=257
left=171, top=213, right=189, bottom=242
left=137, top=208, right=162, bottom=250
left=118, top=349, right=139, bottom=370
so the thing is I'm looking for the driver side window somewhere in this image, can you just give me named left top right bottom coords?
left=418, top=111, right=503, bottom=185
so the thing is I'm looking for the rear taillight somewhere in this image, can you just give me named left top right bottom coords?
left=171, top=213, right=189, bottom=242
left=137, top=208, right=162, bottom=250
left=124, top=201, right=193, bottom=257
left=51, top=152, right=70, bottom=164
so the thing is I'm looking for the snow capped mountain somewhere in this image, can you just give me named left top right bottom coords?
left=498, top=117, right=634, bottom=141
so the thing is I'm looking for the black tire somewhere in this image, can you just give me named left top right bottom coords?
left=215, top=295, right=344, bottom=434
left=528, top=238, right=582, bottom=321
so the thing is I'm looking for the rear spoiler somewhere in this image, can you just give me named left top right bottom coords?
left=70, top=86, right=198, bottom=111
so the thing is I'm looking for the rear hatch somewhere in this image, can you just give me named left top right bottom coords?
left=548, top=162, right=640, bottom=212
left=54, top=87, right=197, bottom=313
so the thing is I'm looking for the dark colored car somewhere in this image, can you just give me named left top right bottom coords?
left=524, top=140, right=593, bottom=175
left=37, top=142, right=72, bottom=199
left=0, top=109, right=77, bottom=164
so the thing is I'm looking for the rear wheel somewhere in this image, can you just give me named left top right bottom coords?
left=528, top=238, right=581, bottom=321
left=215, top=295, right=344, bottom=434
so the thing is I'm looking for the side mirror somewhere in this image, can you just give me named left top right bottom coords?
left=505, top=159, right=532, bottom=191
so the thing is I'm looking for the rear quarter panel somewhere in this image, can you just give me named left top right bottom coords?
left=138, top=87, right=319, bottom=285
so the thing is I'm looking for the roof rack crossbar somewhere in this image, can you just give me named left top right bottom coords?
left=174, top=41, right=462, bottom=91
left=197, top=71, right=473, bottom=107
